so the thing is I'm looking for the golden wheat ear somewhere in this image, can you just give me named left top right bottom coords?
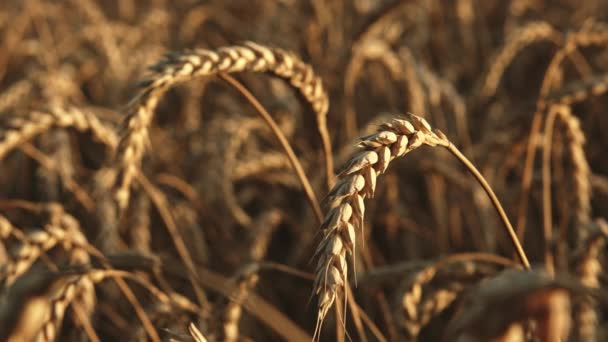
left=312, top=113, right=530, bottom=332
left=113, top=42, right=332, bottom=211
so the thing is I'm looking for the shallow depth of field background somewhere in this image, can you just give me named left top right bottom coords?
left=0, top=1, right=607, bottom=341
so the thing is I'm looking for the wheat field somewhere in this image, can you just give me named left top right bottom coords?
left=0, top=1, right=607, bottom=341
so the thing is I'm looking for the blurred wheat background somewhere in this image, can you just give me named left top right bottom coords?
left=0, top=0, right=607, bottom=341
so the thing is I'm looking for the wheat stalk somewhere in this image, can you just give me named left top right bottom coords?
left=113, top=42, right=332, bottom=210
left=541, top=104, right=591, bottom=275
left=312, top=113, right=529, bottom=337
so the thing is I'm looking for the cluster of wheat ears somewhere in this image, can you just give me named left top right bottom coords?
left=1, top=1, right=608, bottom=341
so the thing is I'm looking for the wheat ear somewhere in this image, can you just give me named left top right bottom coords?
left=113, top=42, right=332, bottom=210
left=573, top=219, right=607, bottom=341
left=0, top=106, right=117, bottom=161
left=312, top=113, right=529, bottom=336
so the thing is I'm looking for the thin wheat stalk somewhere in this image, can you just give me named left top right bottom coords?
left=113, top=42, right=332, bottom=210
left=312, top=113, right=530, bottom=337
left=135, top=171, right=210, bottom=310
left=219, top=73, right=323, bottom=222
left=189, top=323, right=208, bottom=342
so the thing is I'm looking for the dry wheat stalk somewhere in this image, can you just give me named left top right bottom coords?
left=542, top=104, right=591, bottom=248
left=312, top=113, right=529, bottom=337
left=0, top=105, right=117, bottom=162
left=113, top=41, right=332, bottom=210
left=189, top=323, right=208, bottom=342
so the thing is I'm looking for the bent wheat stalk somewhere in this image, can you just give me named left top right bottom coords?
left=312, top=113, right=529, bottom=336
left=113, top=42, right=332, bottom=210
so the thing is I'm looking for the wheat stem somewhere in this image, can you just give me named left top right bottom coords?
left=446, top=143, right=530, bottom=269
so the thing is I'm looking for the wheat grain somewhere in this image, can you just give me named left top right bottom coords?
left=542, top=104, right=591, bottom=254
left=189, top=322, right=208, bottom=342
